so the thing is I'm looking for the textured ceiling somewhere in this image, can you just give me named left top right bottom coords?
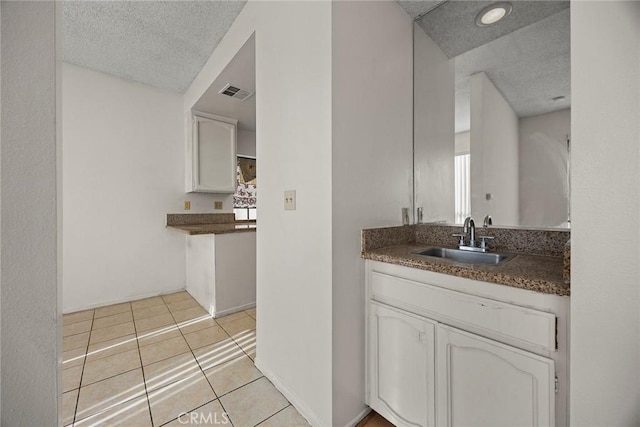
left=63, top=1, right=247, bottom=93
left=454, top=9, right=570, bottom=132
left=194, top=35, right=256, bottom=131
left=414, top=1, right=569, bottom=58
left=398, top=1, right=571, bottom=133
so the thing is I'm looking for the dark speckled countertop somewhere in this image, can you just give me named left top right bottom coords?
left=167, top=222, right=256, bottom=235
left=362, top=224, right=570, bottom=297
left=166, top=213, right=256, bottom=235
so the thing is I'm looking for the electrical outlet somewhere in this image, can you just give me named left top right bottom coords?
left=284, top=190, right=296, bottom=210
left=184, top=201, right=191, bottom=210
left=214, top=201, right=223, bottom=210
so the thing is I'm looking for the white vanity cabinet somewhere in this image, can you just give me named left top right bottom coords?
left=369, top=302, right=437, bottom=427
left=366, top=260, right=569, bottom=427
left=187, top=111, right=237, bottom=193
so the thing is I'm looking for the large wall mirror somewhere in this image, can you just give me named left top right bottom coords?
left=410, top=0, right=570, bottom=228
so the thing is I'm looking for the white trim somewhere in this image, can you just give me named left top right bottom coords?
left=254, top=358, right=326, bottom=427
left=344, top=407, right=372, bottom=427
left=63, top=287, right=187, bottom=314
left=213, top=302, right=256, bottom=318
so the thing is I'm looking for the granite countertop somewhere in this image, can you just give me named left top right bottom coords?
left=363, top=243, right=569, bottom=297
left=167, top=221, right=256, bottom=235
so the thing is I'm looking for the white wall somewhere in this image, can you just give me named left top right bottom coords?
left=470, top=72, right=519, bottom=226
left=62, top=64, right=209, bottom=312
left=186, top=2, right=333, bottom=425
left=571, top=2, right=640, bottom=426
left=455, top=131, right=470, bottom=155
left=331, top=2, right=413, bottom=425
left=519, top=109, right=570, bottom=228
left=1, top=2, right=59, bottom=423
left=414, top=24, right=455, bottom=223
left=237, top=129, right=256, bottom=157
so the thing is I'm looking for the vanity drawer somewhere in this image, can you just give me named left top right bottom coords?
left=369, top=271, right=556, bottom=352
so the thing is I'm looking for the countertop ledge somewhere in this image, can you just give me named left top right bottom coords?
left=167, top=221, right=256, bottom=235
left=363, top=244, right=569, bottom=297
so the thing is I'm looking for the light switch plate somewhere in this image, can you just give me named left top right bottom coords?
left=284, top=190, right=296, bottom=210
left=214, top=201, right=223, bottom=210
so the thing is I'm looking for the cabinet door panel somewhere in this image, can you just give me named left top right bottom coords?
left=369, top=303, right=436, bottom=427
left=437, top=325, right=555, bottom=427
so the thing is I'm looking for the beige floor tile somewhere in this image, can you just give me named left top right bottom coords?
left=137, top=325, right=182, bottom=347
left=220, top=377, right=289, bottom=427
left=166, top=298, right=200, bottom=313
left=63, top=310, right=94, bottom=326
left=184, top=325, right=230, bottom=351
left=134, top=312, right=175, bottom=333
left=82, top=348, right=141, bottom=386
left=219, top=316, right=256, bottom=338
left=74, top=395, right=152, bottom=427
left=64, top=332, right=90, bottom=352
left=132, top=304, right=170, bottom=320
left=64, top=319, right=92, bottom=337
left=75, top=369, right=146, bottom=421
left=89, top=322, right=135, bottom=345
left=215, top=311, right=248, bottom=325
left=257, top=405, right=311, bottom=427
left=86, top=334, right=138, bottom=363
left=162, top=399, right=228, bottom=426
left=131, top=296, right=165, bottom=311
left=62, top=389, right=78, bottom=426
left=139, top=335, right=190, bottom=366
left=178, top=316, right=218, bottom=335
left=63, top=365, right=83, bottom=392
left=148, top=371, right=216, bottom=426
left=204, top=355, right=263, bottom=397
left=193, top=339, right=245, bottom=371
left=143, top=352, right=201, bottom=392
left=63, top=346, right=86, bottom=370
left=232, top=329, right=256, bottom=360
left=92, top=311, right=133, bottom=330
left=94, top=302, right=131, bottom=319
left=173, top=306, right=209, bottom=323
left=161, top=291, right=193, bottom=304
left=245, top=307, right=256, bottom=319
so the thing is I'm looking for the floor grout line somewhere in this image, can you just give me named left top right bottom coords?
left=71, top=308, right=96, bottom=426
left=131, top=301, right=157, bottom=427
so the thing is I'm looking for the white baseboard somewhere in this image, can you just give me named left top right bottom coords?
left=213, top=302, right=256, bottom=318
left=344, top=407, right=371, bottom=427
left=254, top=358, right=327, bottom=427
left=63, top=287, right=187, bottom=314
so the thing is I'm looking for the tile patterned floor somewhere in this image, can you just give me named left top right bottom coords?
left=62, top=292, right=310, bottom=427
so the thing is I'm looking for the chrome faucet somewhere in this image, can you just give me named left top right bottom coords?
left=483, top=214, right=492, bottom=228
left=463, top=216, right=476, bottom=247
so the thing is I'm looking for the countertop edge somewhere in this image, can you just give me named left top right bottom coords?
left=362, top=247, right=570, bottom=297
left=166, top=224, right=257, bottom=235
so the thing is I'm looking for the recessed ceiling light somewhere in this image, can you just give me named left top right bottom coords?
left=552, top=96, right=566, bottom=102
left=475, top=2, right=513, bottom=27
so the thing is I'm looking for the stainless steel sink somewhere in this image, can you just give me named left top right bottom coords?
left=414, top=247, right=512, bottom=265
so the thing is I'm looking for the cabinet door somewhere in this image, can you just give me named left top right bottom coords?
left=436, top=325, right=555, bottom=427
left=192, top=114, right=237, bottom=193
left=369, top=302, right=436, bottom=427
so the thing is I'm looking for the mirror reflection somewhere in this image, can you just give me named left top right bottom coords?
left=411, top=1, right=570, bottom=228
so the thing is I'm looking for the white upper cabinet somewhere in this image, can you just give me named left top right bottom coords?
left=187, top=111, right=237, bottom=193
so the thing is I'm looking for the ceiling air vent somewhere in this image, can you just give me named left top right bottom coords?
left=219, top=83, right=254, bottom=101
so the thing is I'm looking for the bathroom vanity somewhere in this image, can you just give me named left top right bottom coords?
left=362, top=224, right=570, bottom=427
